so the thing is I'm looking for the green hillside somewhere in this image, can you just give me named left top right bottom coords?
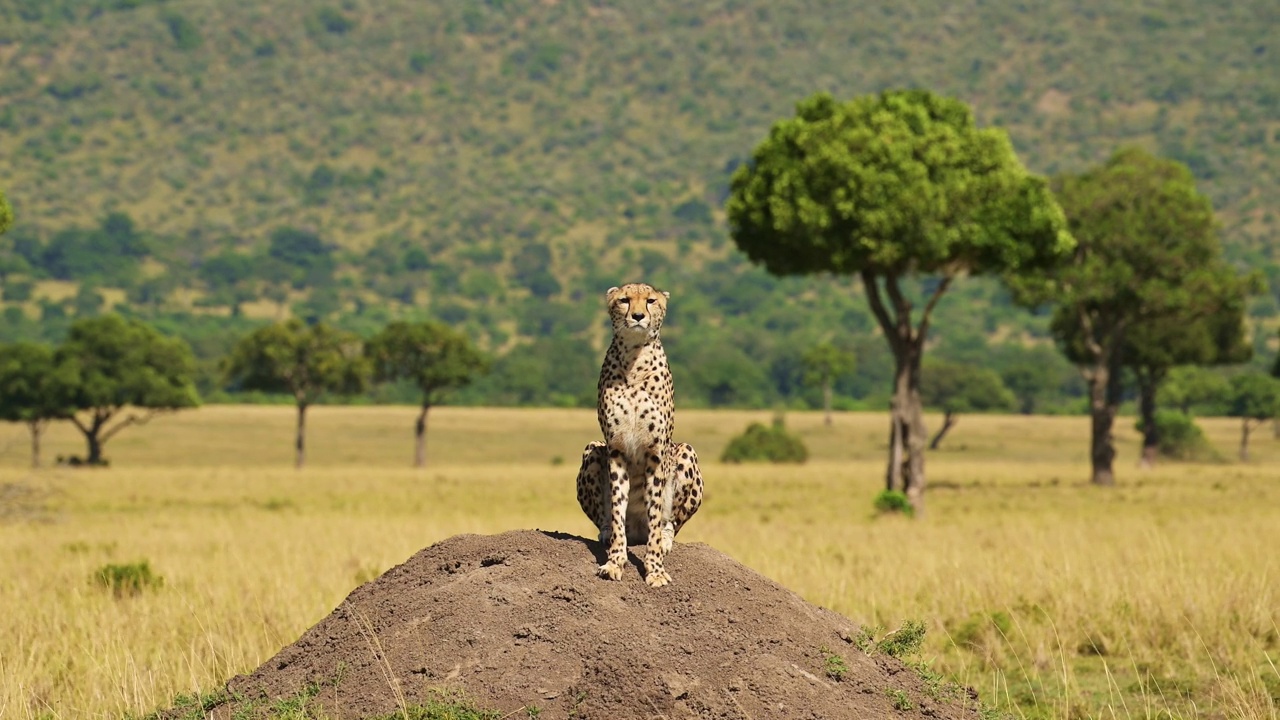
left=0, top=0, right=1277, bottom=405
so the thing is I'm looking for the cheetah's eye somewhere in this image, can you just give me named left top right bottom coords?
left=646, top=297, right=656, bottom=304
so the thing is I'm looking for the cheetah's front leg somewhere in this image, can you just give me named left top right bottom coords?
left=597, top=448, right=629, bottom=581
left=643, top=444, right=673, bottom=588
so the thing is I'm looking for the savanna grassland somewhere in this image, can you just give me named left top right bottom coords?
left=1, top=406, right=1277, bottom=719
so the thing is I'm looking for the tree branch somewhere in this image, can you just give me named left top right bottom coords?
left=860, top=271, right=901, bottom=355
left=1076, top=305, right=1105, bottom=362
left=917, top=275, right=955, bottom=341
left=100, top=409, right=163, bottom=444
left=884, top=274, right=912, bottom=322
left=69, top=414, right=91, bottom=436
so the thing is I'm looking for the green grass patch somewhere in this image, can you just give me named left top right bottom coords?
left=877, top=620, right=926, bottom=658
left=873, top=490, right=914, bottom=518
left=819, top=646, right=848, bottom=680
left=886, top=687, right=913, bottom=711
left=93, top=561, right=163, bottom=598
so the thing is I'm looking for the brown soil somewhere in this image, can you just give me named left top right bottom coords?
left=208, top=530, right=980, bottom=719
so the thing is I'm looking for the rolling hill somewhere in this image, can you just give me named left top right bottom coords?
left=0, top=0, right=1277, bottom=405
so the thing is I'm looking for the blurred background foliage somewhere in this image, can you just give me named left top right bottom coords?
left=0, top=0, right=1277, bottom=408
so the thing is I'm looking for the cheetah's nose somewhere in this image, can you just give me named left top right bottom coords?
left=631, top=312, right=645, bottom=321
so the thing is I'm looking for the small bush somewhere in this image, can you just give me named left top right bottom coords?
left=886, top=688, right=913, bottom=711
left=877, top=620, right=926, bottom=658
left=1135, top=410, right=1219, bottom=461
left=720, top=415, right=808, bottom=464
left=46, top=74, right=102, bottom=100
left=873, top=490, right=914, bottom=518
left=163, top=12, right=202, bottom=50
left=93, top=561, right=163, bottom=598
left=819, top=646, right=848, bottom=680
left=409, top=51, right=434, bottom=74
left=314, top=7, right=355, bottom=34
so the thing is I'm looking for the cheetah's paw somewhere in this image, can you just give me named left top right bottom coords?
left=644, top=565, right=672, bottom=588
left=597, top=561, right=625, bottom=581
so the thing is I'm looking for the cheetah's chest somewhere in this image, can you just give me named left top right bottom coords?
left=598, top=346, right=673, bottom=462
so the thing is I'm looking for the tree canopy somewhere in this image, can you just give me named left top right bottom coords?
left=726, top=89, right=1071, bottom=512
left=1159, top=366, right=1229, bottom=415
left=56, top=314, right=199, bottom=464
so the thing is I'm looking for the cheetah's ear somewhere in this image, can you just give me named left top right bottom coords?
left=661, top=291, right=670, bottom=299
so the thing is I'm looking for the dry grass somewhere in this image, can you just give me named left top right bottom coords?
left=0, top=406, right=1277, bottom=719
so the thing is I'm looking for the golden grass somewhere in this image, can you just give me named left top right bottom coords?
left=1, top=406, right=1277, bottom=719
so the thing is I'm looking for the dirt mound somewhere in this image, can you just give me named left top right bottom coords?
left=212, top=530, right=979, bottom=719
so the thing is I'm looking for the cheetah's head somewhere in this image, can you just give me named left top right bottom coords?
left=606, top=283, right=669, bottom=343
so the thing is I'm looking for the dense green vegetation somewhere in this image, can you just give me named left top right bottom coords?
left=0, top=0, right=1277, bottom=410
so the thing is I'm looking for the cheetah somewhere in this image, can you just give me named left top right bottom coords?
left=576, top=283, right=704, bottom=588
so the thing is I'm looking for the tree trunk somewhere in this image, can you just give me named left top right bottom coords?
left=823, top=383, right=833, bottom=427
left=86, top=431, right=104, bottom=466
left=70, top=410, right=111, bottom=466
left=1137, top=377, right=1158, bottom=470
left=27, top=420, right=44, bottom=469
left=886, top=417, right=903, bottom=493
left=863, top=271, right=944, bottom=517
left=414, top=404, right=430, bottom=468
left=1086, top=362, right=1117, bottom=486
left=1239, top=418, right=1253, bottom=462
left=886, top=347, right=927, bottom=514
left=929, top=411, right=956, bottom=450
left=295, top=403, right=307, bottom=469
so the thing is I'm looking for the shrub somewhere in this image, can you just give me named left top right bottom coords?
left=93, top=561, right=163, bottom=597
left=1135, top=410, right=1219, bottom=461
left=46, top=74, right=102, bottom=100
left=877, top=619, right=926, bottom=658
left=163, top=12, right=202, bottom=50
left=819, top=646, right=848, bottom=680
left=873, top=489, right=914, bottom=518
left=720, top=415, right=808, bottom=463
left=314, top=7, right=355, bottom=35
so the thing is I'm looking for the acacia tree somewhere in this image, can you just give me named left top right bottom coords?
left=1161, top=366, right=1229, bottom=415
left=225, top=319, right=368, bottom=468
left=365, top=321, right=488, bottom=467
left=1026, top=148, right=1247, bottom=485
left=0, top=342, right=78, bottom=467
left=56, top=315, right=199, bottom=465
left=1226, top=374, right=1280, bottom=461
left=727, top=90, right=1071, bottom=513
left=801, top=343, right=855, bottom=426
left=1124, top=292, right=1251, bottom=468
left=919, top=361, right=1015, bottom=449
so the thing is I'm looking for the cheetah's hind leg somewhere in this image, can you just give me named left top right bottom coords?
left=661, top=442, right=704, bottom=554
left=575, top=441, right=609, bottom=544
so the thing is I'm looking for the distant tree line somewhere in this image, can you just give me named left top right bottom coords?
left=0, top=312, right=486, bottom=469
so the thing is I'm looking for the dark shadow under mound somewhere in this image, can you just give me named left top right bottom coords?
left=206, top=530, right=979, bottom=719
